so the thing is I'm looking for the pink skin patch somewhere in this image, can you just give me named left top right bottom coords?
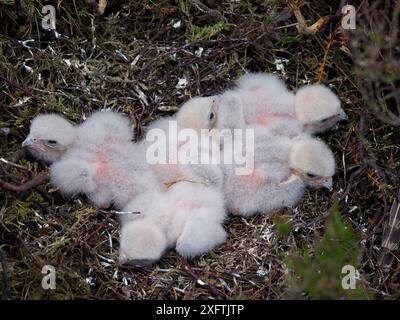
left=90, top=151, right=114, bottom=179
left=255, top=112, right=272, bottom=125
left=91, top=136, right=125, bottom=179
left=89, top=152, right=115, bottom=206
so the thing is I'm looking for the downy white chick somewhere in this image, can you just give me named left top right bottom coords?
left=22, top=111, right=133, bottom=163
left=142, top=100, right=224, bottom=187
left=117, top=99, right=227, bottom=265
left=52, top=111, right=159, bottom=209
left=222, top=132, right=335, bottom=217
left=234, top=72, right=347, bottom=134
left=217, top=92, right=335, bottom=217
left=50, top=141, right=159, bottom=209
left=118, top=181, right=226, bottom=265
left=24, top=111, right=158, bottom=209
left=145, top=104, right=225, bottom=194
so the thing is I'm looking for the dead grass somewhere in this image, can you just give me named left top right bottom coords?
left=0, top=0, right=399, bottom=299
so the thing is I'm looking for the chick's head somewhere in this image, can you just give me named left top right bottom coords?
left=176, top=96, right=218, bottom=131
left=22, top=114, right=75, bottom=163
left=295, top=84, right=347, bottom=133
left=289, top=137, right=335, bottom=190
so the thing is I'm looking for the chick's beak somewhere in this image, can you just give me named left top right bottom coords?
left=22, top=136, right=33, bottom=148
left=339, top=110, right=348, bottom=121
left=321, top=177, right=333, bottom=191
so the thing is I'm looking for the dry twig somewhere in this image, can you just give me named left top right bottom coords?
left=0, top=174, right=49, bottom=194
left=289, top=0, right=341, bottom=35
left=181, top=258, right=226, bottom=300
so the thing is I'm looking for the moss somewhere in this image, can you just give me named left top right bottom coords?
left=188, top=21, right=234, bottom=42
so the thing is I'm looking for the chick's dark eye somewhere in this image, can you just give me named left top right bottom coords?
left=307, top=173, right=316, bottom=178
left=47, top=140, right=57, bottom=145
left=208, top=112, right=215, bottom=121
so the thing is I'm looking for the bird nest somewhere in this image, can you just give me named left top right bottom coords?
left=0, top=0, right=399, bottom=299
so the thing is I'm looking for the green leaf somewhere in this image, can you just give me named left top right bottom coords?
left=285, top=200, right=373, bottom=299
